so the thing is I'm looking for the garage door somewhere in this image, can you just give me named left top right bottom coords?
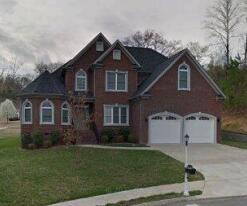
left=184, top=114, right=216, bottom=143
left=149, top=113, right=182, bottom=144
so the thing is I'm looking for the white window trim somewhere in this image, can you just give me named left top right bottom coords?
left=178, top=62, right=191, bottom=91
left=75, top=69, right=87, bottom=91
left=113, top=49, right=121, bottom=60
left=61, top=101, right=71, bottom=125
left=96, top=41, right=104, bottom=52
left=40, top=99, right=54, bottom=125
left=103, top=104, right=129, bottom=126
left=105, top=70, right=128, bottom=92
left=22, top=99, right=32, bottom=124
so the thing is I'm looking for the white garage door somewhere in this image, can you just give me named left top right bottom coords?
left=149, top=113, right=182, bottom=144
left=184, top=114, right=216, bottom=143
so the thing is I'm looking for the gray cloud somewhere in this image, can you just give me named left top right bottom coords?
left=0, top=0, right=231, bottom=74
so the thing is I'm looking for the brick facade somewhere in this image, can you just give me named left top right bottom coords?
left=131, top=54, right=223, bottom=143
left=20, top=34, right=224, bottom=144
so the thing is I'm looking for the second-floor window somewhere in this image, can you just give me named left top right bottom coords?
left=178, top=64, right=190, bottom=91
left=75, top=69, right=87, bottom=91
left=106, top=71, right=128, bottom=92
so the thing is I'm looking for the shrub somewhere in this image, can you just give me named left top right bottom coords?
left=101, top=129, right=114, bottom=142
left=101, top=135, right=109, bottom=143
left=119, top=128, right=130, bottom=142
left=127, top=134, right=136, bottom=143
left=50, top=130, right=61, bottom=145
left=32, top=132, right=44, bottom=148
left=43, top=140, right=52, bottom=148
left=28, top=143, right=36, bottom=150
left=21, top=133, right=33, bottom=149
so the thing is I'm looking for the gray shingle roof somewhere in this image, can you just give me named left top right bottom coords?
left=21, top=70, right=66, bottom=96
left=133, top=49, right=186, bottom=98
left=125, top=46, right=168, bottom=73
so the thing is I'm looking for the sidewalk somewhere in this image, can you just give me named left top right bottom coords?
left=50, top=181, right=204, bottom=206
left=78, top=144, right=154, bottom=150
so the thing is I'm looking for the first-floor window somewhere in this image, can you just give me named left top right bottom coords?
left=61, top=102, right=70, bottom=125
left=104, top=105, right=129, bottom=126
left=40, top=99, right=54, bottom=124
left=22, top=100, right=32, bottom=124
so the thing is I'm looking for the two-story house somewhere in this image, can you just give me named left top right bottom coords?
left=19, top=33, right=225, bottom=144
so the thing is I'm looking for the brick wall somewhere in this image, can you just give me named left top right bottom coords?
left=21, top=96, right=70, bottom=135
left=131, top=54, right=223, bottom=144
left=94, top=48, right=138, bottom=133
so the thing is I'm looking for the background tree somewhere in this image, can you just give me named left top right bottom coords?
left=204, top=0, right=241, bottom=67
left=34, top=62, right=63, bottom=75
left=186, top=42, right=209, bottom=63
left=0, top=99, right=17, bottom=123
left=122, top=30, right=182, bottom=56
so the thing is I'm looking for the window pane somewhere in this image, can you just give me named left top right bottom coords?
left=62, top=110, right=69, bottom=123
left=77, top=77, right=86, bottom=90
left=179, top=71, right=188, bottom=88
left=113, top=50, right=121, bottom=60
left=96, top=41, right=104, bottom=51
left=113, top=107, right=119, bottom=124
left=24, top=108, right=31, bottom=122
left=25, top=102, right=31, bottom=107
left=104, top=106, right=112, bottom=124
left=120, top=107, right=127, bottom=124
left=42, top=101, right=52, bottom=107
left=42, top=108, right=52, bottom=122
left=107, top=72, right=116, bottom=90
left=117, top=73, right=126, bottom=90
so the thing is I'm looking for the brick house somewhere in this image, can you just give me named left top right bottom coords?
left=19, top=33, right=225, bottom=144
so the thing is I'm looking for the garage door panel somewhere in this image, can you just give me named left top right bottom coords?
left=184, top=115, right=215, bottom=143
left=149, top=114, right=182, bottom=144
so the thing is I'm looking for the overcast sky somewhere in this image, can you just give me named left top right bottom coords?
left=0, top=0, right=243, bottom=74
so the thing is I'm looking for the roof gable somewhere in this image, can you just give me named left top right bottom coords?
left=66, top=33, right=111, bottom=67
left=93, top=40, right=141, bottom=68
left=134, top=49, right=225, bottom=99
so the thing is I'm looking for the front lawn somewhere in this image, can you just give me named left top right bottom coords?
left=0, top=135, right=203, bottom=206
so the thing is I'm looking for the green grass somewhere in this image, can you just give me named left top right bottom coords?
left=222, top=138, right=247, bottom=149
left=102, top=143, right=149, bottom=147
left=106, top=190, right=202, bottom=206
left=0, top=135, right=203, bottom=206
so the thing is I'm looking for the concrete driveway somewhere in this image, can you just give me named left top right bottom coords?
left=152, top=144, right=247, bottom=198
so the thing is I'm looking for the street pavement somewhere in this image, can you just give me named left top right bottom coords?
left=162, top=196, right=247, bottom=206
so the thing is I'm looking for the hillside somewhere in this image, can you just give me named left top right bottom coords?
left=222, top=111, right=247, bottom=134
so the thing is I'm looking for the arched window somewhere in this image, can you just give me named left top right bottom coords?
left=22, top=100, right=32, bottom=124
left=40, top=99, right=54, bottom=124
left=61, top=102, right=71, bottom=125
left=75, top=69, right=87, bottom=91
left=178, top=63, right=190, bottom=90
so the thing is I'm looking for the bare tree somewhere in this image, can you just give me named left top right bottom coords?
left=204, top=0, right=241, bottom=67
left=34, top=62, right=63, bottom=75
left=123, top=30, right=182, bottom=56
left=186, top=42, right=209, bottom=63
